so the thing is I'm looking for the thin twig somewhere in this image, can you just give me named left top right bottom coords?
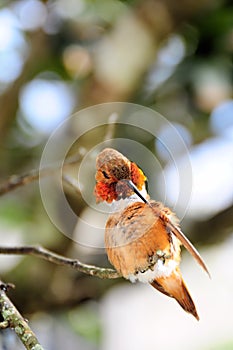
left=0, top=281, right=44, bottom=350
left=0, top=168, right=49, bottom=196
left=0, top=155, right=81, bottom=196
left=62, top=174, right=81, bottom=194
left=0, top=112, right=118, bottom=197
left=103, top=112, right=119, bottom=142
left=0, top=246, right=121, bottom=279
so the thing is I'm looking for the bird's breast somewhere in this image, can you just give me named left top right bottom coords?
left=105, top=201, right=181, bottom=278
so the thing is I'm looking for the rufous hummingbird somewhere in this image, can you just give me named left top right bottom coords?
left=94, top=148, right=210, bottom=320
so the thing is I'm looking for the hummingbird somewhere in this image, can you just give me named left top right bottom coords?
left=94, top=148, right=210, bottom=320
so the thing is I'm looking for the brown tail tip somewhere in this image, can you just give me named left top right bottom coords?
left=151, top=273, right=199, bottom=321
left=176, top=282, right=199, bottom=321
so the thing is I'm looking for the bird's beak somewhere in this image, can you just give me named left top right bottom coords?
left=126, top=180, right=150, bottom=205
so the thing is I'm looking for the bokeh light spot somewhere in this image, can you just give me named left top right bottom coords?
left=0, top=50, right=24, bottom=83
left=20, top=77, right=76, bottom=133
left=13, top=0, right=47, bottom=31
left=210, top=100, right=233, bottom=138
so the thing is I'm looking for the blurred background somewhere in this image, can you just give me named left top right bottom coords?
left=0, top=0, right=233, bottom=349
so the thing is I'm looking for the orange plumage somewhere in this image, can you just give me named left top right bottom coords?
left=94, top=148, right=209, bottom=320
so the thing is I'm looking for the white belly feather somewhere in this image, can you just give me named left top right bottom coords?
left=128, top=259, right=178, bottom=283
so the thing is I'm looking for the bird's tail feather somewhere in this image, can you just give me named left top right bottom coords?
left=151, top=270, right=199, bottom=320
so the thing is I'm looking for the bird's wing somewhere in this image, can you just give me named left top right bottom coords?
left=161, top=212, right=210, bottom=278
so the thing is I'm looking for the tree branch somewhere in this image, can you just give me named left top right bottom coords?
left=0, top=155, right=81, bottom=196
left=0, top=281, right=44, bottom=350
left=0, top=245, right=121, bottom=279
left=0, top=110, right=118, bottom=197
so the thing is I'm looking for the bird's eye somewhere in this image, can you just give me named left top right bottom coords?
left=102, top=171, right=110, bottom=179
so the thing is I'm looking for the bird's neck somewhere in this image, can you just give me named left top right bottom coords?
left=110, top=185, right=149, bottom=212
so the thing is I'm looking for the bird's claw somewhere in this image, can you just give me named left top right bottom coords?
left=148, top=250, right=171, bottom=269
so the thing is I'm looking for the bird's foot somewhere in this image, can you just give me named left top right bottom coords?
left=148, top=250, right=171, bottom=268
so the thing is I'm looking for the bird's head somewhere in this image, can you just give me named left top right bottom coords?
left=94, top=148, right=147, bottom=203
